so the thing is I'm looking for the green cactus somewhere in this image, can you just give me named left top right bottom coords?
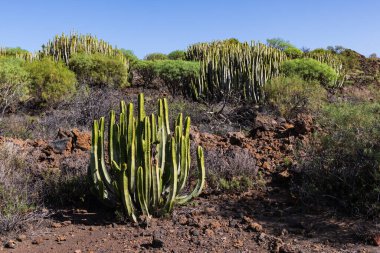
left=186, top=40, right=287, bottom=102
left=186, top=40, right=346, bottom=101
left=88, top=93, right=206, bottom=222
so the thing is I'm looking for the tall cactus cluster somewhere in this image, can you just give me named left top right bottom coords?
left=88, top=94, right=206, bottom=221
left=38, top=33, right=128, bottom=67
left=0, top=48, right=34, bottom=61
left=186, top=41, right=287, bottom=102
left=305, top=51, right=346, bottom=87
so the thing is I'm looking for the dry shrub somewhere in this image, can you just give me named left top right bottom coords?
left=293, top=102, right=380, bottom=217
left=204, top=148, right=257, bottom=192
left=0, top=143, right=45, bottom=234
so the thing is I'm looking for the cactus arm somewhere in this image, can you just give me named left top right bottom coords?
left=137, top=166, right=150, bottom=217
left=176, top=146, right=206, bottom=205
left=151, top=160, right=161, bottom=209
left=119, top=112, right=127, bottom=166
left=177, top=136, right=189, bottom=192
left=120, top=163, right=137, bottom=222
left=165, top=138, right=178, bottom=212
left=138, top=93, right=145, bottom=123
left=109, top=110, right=115, bottom=164
left=88, top=120, right=116, bottom=207
left=97, top=117, right=113, bottom=188
left=163, top=98, right=170, bottom=135
left=143, top=116, right=152, bottom=208
left=151, top=114, right=157, bottom=144
left=126, top=103, right=135, bottom=194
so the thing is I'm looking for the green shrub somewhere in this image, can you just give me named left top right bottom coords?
left=153, top=60, right=199, bottom=95
left=26, top=58, right=77, bottom=106
left=282, top=58, right=338, bottom=87
left=120, top=49, right=139, bottom=64
left=338, top=49, right=362, bottom=71
left=266, top=38, right=294, bottom=51
left=69, top=53, right=129, bottom=87
left=132, top=60, right=156, bottom=87
left=132, top=60, right=199, bottom=95
left=266, top=38, right=303, bottom=59
left=0, top=58, right=30, bottom=114
left=284, top=47, right=303, bottom=59
left=264, top=76, right=326, bottom=117
left=309, top=48, right=330, bottom=54
left=218, top=176, right=253, bottom=192
left=294, top=102, right=380, bottom=216
left=144, top=52, right=168, bottom=61
left=168, top=50, right=186, bottom=60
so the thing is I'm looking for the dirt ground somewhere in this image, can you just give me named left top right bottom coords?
left=1, top=187, right=378, bottom=253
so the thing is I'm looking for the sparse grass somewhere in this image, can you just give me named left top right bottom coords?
left=0, top=141, right=91, bottom=234
left=264, top=76, right=327, bottom=118
left=293, top=101, right=380, bottom=217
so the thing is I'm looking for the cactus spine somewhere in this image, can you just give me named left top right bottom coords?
left=88, top=94, right=206, bottom=221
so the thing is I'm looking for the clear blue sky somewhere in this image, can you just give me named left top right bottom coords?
left=0, top=0, right=379, bottom=58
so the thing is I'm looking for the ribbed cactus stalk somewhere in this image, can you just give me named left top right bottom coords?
left=186, top=40, right=287, bottom=102
left=38, top=32, right=129, bottom=69
left=88, top=94, right=206, bottom=222
left=186, top=40, right=347, bottom=101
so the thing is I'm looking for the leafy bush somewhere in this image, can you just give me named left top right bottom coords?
left=132, top=60, right=156, bottom=87
left=152, top=60, right=199, bottom=95
left=120, top=49, right=139, bottom=64
left=281, top=58, right=338, bottom=87
left=0, top=58, right=30, bottom=115
left=132, top=60, right=199, bottom=95
left=326, top=45, right=346, bottom=54
left=264, top=76, right=326, bottom=117
left=26, top=58, right=77, bottom=106
left=338, top=49, right=362, bottom=71
left=284, top=47, right=303, bottom=59
left=168, top=50, right=186, bottom=60
left=69, top=53, right=129, bottom=87
left=266, top=38, right=294, bottom=51
left=144, top=52, right=168, bottom=61
left=294, top=102, right=380, bottom=217
left=266, top=38, right=303, bottom=59
left=309, top=48, right=330, bottom=54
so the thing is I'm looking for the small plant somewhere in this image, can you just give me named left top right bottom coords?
left=88, top=94, right=206, bottom=221
left=218, top=176, right=253, bottom=192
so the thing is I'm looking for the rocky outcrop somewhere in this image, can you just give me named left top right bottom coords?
left=0, top=129, right=91, bottom=172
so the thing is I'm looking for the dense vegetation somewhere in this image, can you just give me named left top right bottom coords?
left=69, top=53, right=129, bottom=87
left=26, top=58, right=77, bottom=106
left=1, top=33, right=380, bottom=228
